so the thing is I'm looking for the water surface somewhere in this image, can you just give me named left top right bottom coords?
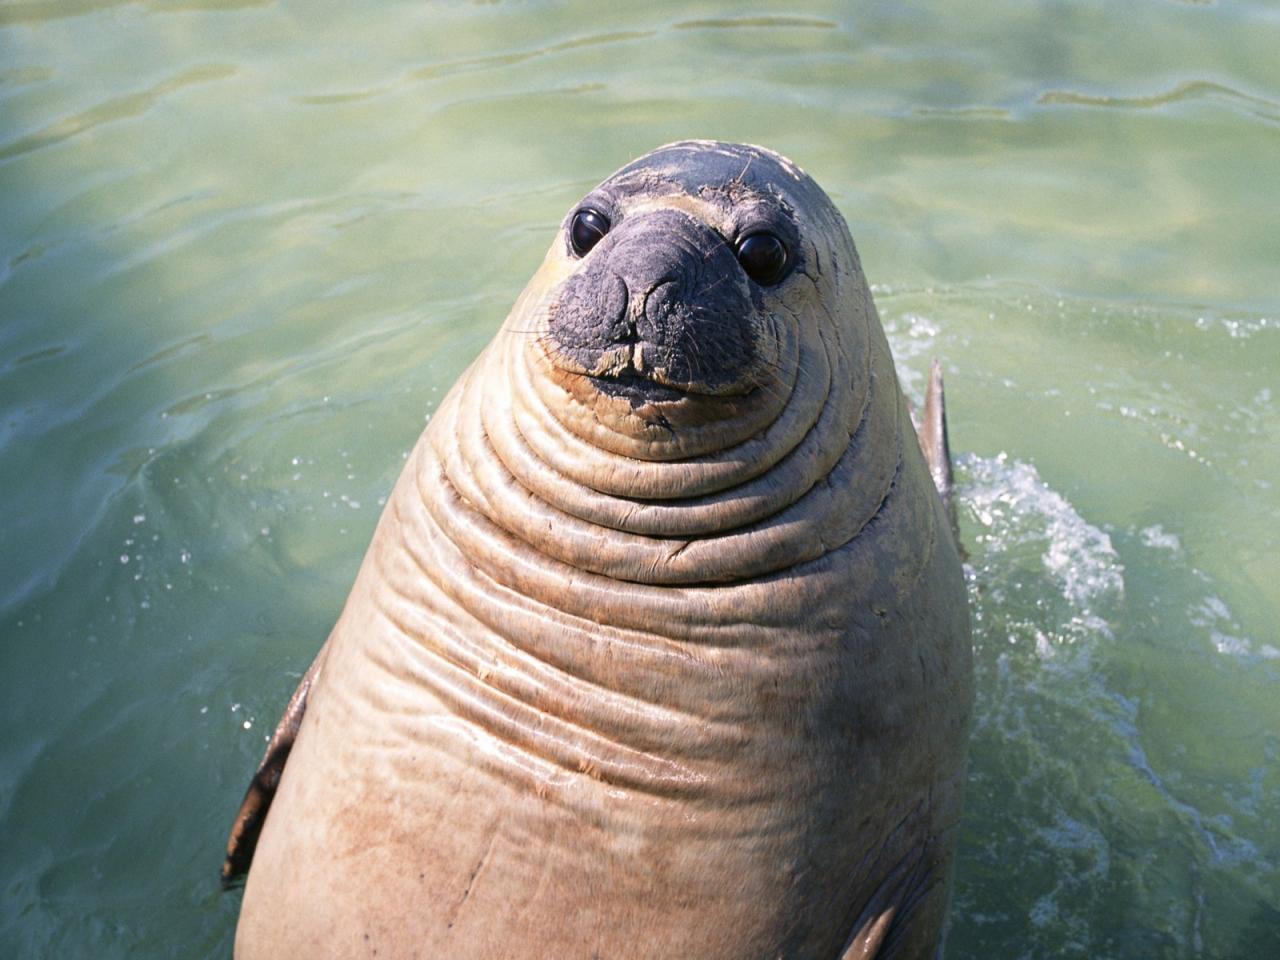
left=2, top=1, right=1278, bottom=957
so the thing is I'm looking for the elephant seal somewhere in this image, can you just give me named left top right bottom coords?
left=224, top=140, right=972, bottom=959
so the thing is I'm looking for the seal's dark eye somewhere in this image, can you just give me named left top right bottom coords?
left=569, top=208, right=610, bottom=257
left=735, top=232, right=789, bottom=286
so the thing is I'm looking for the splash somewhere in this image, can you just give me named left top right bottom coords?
left=958, top=452, right=1124, bottom=646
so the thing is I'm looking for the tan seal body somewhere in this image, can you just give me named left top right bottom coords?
left=227, top=141, right=972, bottom=959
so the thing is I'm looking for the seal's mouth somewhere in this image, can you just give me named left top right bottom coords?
left=587, top=370, right=686, bottom=406
left=559, top=337, right=751, bottom=404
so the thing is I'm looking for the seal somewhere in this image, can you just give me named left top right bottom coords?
left=223, top=140, right=973, bottom=960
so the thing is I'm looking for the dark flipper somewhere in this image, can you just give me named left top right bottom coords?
left=221, top=643, right=328, bottom=888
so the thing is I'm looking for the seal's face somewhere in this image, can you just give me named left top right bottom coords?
left=547, top=156, right=803, bottom=402
left=504, top=141, right=864, bottom=461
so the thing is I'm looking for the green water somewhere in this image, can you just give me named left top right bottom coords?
left=2, top=0, right=1277, bottom=956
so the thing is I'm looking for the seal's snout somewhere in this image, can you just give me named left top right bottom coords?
left=548, top=208, right=760, bottom=400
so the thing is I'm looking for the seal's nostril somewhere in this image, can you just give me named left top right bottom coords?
left=640, top=279, right=679, bottom=339
left=603, top=272, right=632, bottom=343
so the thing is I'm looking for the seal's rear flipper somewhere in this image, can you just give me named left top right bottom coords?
left=221, top=642, right=328, bottom=888
left=836, top=798, right=955, bottom=959
left=916, top=358, right=955, bottom=527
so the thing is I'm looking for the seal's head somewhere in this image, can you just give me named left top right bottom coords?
left=505, top=140, right=870, bottom=461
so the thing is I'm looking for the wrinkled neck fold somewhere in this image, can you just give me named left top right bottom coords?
left=360, top=281, right=927, bottom=801
left=414, top=284, right=900, bottom=585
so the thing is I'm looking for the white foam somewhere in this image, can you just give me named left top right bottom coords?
left=959, top=453, right=1124, bottom=644
left=1189, top=595, right=1267, bottom=660
left=1140, top=524, right=1181, bottom=552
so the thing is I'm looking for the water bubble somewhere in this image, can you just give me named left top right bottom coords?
left=1140, top=525, right=1181, bottom=551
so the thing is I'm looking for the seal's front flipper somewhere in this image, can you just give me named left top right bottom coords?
left=221, top=642, right=329, bottom=888
left=916, top=358, right=955, bottom=526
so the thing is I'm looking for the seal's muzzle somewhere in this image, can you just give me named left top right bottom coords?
left=547, top=208, right=761, bottom=400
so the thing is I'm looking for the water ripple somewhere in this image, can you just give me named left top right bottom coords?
left=0, top=66, right=53, bottom=88
left=0, top=0, right=269, bottom=27
left=673, top=16, right=838, bottom=30
left=294, top=30, right=653, bottom=106
left=1039, top=79, right=1280, bottom=124
left=0, top=64, right=237, bottom=163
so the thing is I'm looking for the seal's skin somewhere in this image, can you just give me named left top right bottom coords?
left=230, top=141, right=972, bottom=959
